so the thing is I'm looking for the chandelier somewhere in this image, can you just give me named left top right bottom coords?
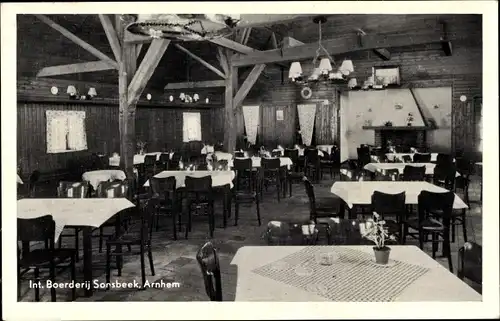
left=288, top=16, right=354, bottom=85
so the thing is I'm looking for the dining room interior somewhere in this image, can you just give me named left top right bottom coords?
left=12, top=12, right=488, bottom=304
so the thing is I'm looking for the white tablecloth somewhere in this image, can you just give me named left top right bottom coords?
left=385, top=153, right=454, bottom=163
left=363, top=163, right=460, bottom=177
left=230, top=245, right=481, bottom=301
left=109, top=152, right=165, bottom=167
left=230, top=157, right=293, bottom=169
left=143, top=170, right=235, bottom=188
left=330, top=181, right=468, bottom=209
left=206, top=151, right=233, bottom=161
left=297, top=147, right=324, bottom=157
left=17, top=198, right=135, bottom=242
left=82, top=169, right=127, bottom=189
left=201, top=145, right=215, bottom=154
left=17, top=174, right=23, bottom=184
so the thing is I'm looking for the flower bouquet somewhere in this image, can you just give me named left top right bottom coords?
left=136, top=140, right=147, bottom=154
left=360, top=212, right=396, bottom=264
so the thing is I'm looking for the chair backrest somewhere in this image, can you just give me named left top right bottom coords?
left=327, top=218, right=367, bottom=245
left=28, top=170, right=41, bottom=197
left=96, top=180, right=129, bottom=198
left=401, top=155, right=413, bottom=163
left=57, top=181, right=89, bottom=198
left=417, top=191, right=454, bottom=225
left=196, top=242, right=222, bottom=301
left=17, top=215, right=55, bottom=245
left=263, top=221, right=318, bottom=245
left=271, top=150, right=282, bottom=158
left=261, top=157, right=280, bottom=170
left=456, top=158, right=474, bottom=178
left=303, top=178, right=317, bottom=213
left=413, top=153, right=431, bottom=163
left=402, top=165, right=426, bottom=181
left=357, top=147, right=371, bottom=166
left=185, top=176, right=212, bottom=192
left=144, top=155, right=157, bottom=166
left=234, top=151, right=245, bottom=158
left=284, top=149, right=299, bottom=162
left=433, top=163, right=457, bottom=190
left=159, top=153, right=170, bottom=163
left=436, top=153, right=453, bottom=166
left=458, top=242, right=482, bottom=285
left=371, top=191, right=406, bottom=219
left=150, top=176, right=176, bottom=199
left=382, top=168, right=400, bottom=181
left=233, top=158, right=252, bottom=171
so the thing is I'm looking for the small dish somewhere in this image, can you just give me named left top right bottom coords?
left=370, top=258, right=397, bottom=267
left=294, top=266, right=314, bottom=277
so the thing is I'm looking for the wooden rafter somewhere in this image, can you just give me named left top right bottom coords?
left=216, top=47, right=229, bottom=77
left=282, top=36, right=304, bottom=47
left=136, top=44, right=143, bottom=58
left=128, top=39, right=170, bottom=106
left=233, top=64, right=266, bottom=109
left=36, top=61, right=113, bottom=77
left=232, top=27, right=445, bottom=67
left=34, top=14, right=118, bottom=69
left=174, top=44, right=226, bottom=79
left=98, top=14, right=122, bottom=63
left=164, top=80, right=225, bottom=89
left=356, top=29, right=391, bottom=61
left=270, top=32, right=278, bottom=49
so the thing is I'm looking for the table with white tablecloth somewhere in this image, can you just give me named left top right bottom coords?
left=385, top=153, right=454, bottom=163
left=201, top=145, right=215, bottom=154
left=363, top=163, right=460, bottom=177
left=230, top=245, right=481, bottom=301
left=109, top=152, right=165, bottom=167
left=82, top=169, right=127, bottom=189
left=230, top=157, right=293, bottom=169
left=330, top=181, right=468, bottom=211
left=316, top=145, right=335, bottom=155
left=17, top=198, right=135, bottom=297
left=206, top=151, right=233, bottom=162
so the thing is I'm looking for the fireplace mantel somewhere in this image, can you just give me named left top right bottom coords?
left=362, top=126, right=432, bottom=131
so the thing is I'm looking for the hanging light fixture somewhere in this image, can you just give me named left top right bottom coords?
left=288, top=16, right=353, bottom=85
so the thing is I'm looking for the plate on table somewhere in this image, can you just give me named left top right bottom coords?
left=369, top=258, right=397, bottom=267
left=294, top=265, right=314, bottom=277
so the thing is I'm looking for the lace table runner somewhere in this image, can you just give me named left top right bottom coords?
left=252, top=247, right=430, bottom=302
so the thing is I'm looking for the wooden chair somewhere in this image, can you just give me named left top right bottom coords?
left=149, top=176, right=179, bottom=240
left=260, top=158, right=282, bottom=202
left=196, top=242, right=222, bottom=301
left=320, top=148, right=341, bottom=179
left=325, top=218, right=370, bottom=245
left=371, top=191, right=406, bottom=243
left=184, top=176, right=215, bottom=238
left=105, top=199, right=156, bottom=289
left=304, top=149, right=321, bottom=182
left=93, top=180, right=131, bottom=253
left=457, top=242, right=482, bottom=292
left=284, top=149, right=304, bottom=197
left=158, top=153, right=170, bottom=171
left=56, top=181, right=90, bottom=262
left=233, top=158, right=261, bottom=227
left=263, top=221, right=319, bottom=245
left=168, top=152, right=182, bottom=170
left=436, top=153, right=453, bottom=166
left=403, top=191, right=454, bottom=272
left=18, top=215, right=76, bottom=302
left=234, top=151, right=245, bottom=158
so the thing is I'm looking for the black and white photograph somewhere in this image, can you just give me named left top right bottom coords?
left=1, top=2, right=498, bottom=320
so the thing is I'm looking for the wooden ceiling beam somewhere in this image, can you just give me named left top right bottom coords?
left=164, top=80, right=225, bottom=90
left=216, top=47, right=229, bottom=77
left=34, top=14, right=118, bottom=69
left=236, top=14, right=318, bottom=28
left=36, top=60, right=114, bottom=77
left=357, top=29, right=391, bottom=61
left=99, top=14, right=122, bottom=63
left=282, top=36, right=304, bottom=47
left=231, top=27, right=445, bottom=67
left=128, top=39, right=170, bottom=106
left=174, top=44, right=226, bottom=79
left=136, top=44, right=143, bottom=59
left=233, top=64, right=266, bottom=109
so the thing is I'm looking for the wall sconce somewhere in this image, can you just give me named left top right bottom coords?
left=460, top=95, right=467, bottom=102
left=66, top=85, right=97, bottom=100
left=169, top=95, right=174, bottom=102
left=146, top=93, right=152, bottom=100
left=50, top=86, right=59, bottom=95
left=67, top=85, right=77, bottom=99
left=205, top=97, right=209, bottom=103
left=193, top=93, right=200, bottom=102
left=88, top=88, right=97, bottom=98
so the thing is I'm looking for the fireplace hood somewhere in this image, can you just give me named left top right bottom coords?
left=362, top=88, right=434, bottom=130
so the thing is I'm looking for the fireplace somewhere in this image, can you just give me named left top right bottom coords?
left=374, top=129, right=427, bottom=151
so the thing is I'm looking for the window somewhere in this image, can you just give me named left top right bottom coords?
left=183, top=112, right=202, bottom=142
left=46, top=110, right=87, bottom=153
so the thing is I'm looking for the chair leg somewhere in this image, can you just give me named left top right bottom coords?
left=105, top=244, right=111, bottom=286
left=116, top=245, right=123, bottom=277
left=451, top=219, right=456, bottom=243
left=172, top=211, right=177, bottom=240
left=71, top=253, right=76, bottom=301
left=99, top=227, right=104, bottom=253
left=234, top=202, right=240, bottom=226
left=418, top=229, right=424, bottom=250
left=445, top=240, right=453, bottom=273
left=74, top=228, right=80, bottom=263
left=431, top=233, right=438, bottom=259
left=256, top=199, right=261, bottom=226
left=49, top=265, right=56, bottom=302
left=289, top=181, right=292, bottom=198
left=34, top=267, right=40, bottom=302
left=140, top=246, right=146, bottom=289
left=147, top=243, right=155, bottom=276
left=461, top=210, right=468, bottom=242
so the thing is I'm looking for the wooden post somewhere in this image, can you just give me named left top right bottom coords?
left=223, top=51, right=237, bottom=153
left=117, top=15, right=137, bottom=179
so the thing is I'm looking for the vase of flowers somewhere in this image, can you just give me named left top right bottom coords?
left=136, top=140, right=147, bottom=155
left=361, top=212, right=396, bottom=265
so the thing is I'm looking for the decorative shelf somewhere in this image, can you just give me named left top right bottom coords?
left=362, top=126, right=433, bottom=130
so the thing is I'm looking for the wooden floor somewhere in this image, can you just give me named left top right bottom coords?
left=18, top=174, right=483, bottom=301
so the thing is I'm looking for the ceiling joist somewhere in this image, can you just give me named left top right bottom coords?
left=356, top=29, right=391, bottom=61
left=34, top=14, right=118, bottom=69
left=231, top=26, right=446, bottom=67
left=36, top=60, right=114, bottom=77
left=174, top=44, right=226, bottom=79
left=233, top=64, right=266, bottom=109
left=164, top=80, right=225, bottom=90
left=98, top=14, right=122, bottom=63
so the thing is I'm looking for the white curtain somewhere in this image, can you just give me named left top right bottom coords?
left=67, top=111, right=87, bottom=151
left=183, top=112, right=202, bottom=142
left=242, top=105, right=260, bottom=145
left=297, top=104, right=317, bottom=146
left=46, top=110, right=87, bottom=153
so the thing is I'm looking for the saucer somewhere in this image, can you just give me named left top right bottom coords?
left=294, top=266, right=314, bottom=277
left=370, top=258, right=397, bottom=267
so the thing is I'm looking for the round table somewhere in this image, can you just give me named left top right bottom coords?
left=82, top=169, right=127, bottom=190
